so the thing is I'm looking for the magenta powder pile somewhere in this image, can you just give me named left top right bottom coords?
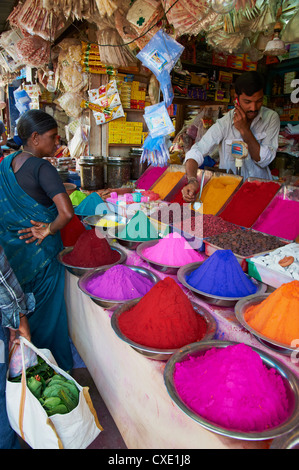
left=173, top=343, right=289, bottom=433
left=136, top=166, right=167, bottom=190
left=85, top=265, right=154, bottom=300
left=142, top=232, right=205, bottom=266
left=253, top=195, right=299, bottom=241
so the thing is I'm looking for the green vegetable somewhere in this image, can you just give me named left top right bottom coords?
left=27, top=376, right=42, bottom=399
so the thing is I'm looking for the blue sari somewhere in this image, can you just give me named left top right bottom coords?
left=0, top=152, right=73, bottom=371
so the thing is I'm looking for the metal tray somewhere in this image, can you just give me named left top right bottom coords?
left=198, top=172, right=243, bottom=216
left=57, top=245, right=127, bottom=277
left=235, top=293, right=297, bottom=356
left=204, top=232, right=288, bottom=272
left=216, top=177, right=282, bottom=225
left=78, top=265, right=160, bottom=309
left=164, top=340, right=299, bottom=441
left=111, top=300, right=217, bottom=361
left=177, top=262, right=266, bottom=307
left=252, top=185, right=299, bottom=241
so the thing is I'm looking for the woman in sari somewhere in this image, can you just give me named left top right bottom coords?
left=0, top=110, right=74, bottom=371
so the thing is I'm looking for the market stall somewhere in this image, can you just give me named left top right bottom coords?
left=64, top=241, right=299, bottom=449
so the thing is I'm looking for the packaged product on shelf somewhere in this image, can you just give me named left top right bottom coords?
left=144, top=102, right=174, bottom=138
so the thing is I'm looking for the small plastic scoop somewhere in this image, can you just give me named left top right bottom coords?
left=191, top=170, right=205, bottom=211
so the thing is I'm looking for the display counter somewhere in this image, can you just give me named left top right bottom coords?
left=64, top=244, right=299, bottom=449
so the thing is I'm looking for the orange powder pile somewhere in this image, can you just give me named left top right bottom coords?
left=244, top=280, right=299, bottom=346
left=151, top=171, right=185, bottom=200
left=198, top=175, right=240, bottom=215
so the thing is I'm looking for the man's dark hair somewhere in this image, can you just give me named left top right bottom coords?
left=17, top=109, right=57, bottom=145
left=235, top=71, right=265, bottom=97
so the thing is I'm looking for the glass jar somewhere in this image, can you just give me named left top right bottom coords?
left=79, top=156, right=104, bottom=190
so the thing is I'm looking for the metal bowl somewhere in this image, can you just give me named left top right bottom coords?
left=57, top=245, right=127, bottom=277
left=136, top=240, right=189, bottom=274
left=164, top=340, right=299, bottom=441
left=77, top=265, right=160, bottom=309
left=235, top=294, right=297, bottom=356
left=270, top=425, right=299, bottom=449
left=177, top=262, right=267, bottom=307
left=83, top=214, right=126, bottom=228
left=111, top=300, right=217, bottom=361
left=107, top=227, right=150, bottom=250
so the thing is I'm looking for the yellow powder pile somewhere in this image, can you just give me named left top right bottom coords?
left=151, top=171, right=185, bottom=200
left=198, top=175, right=240, bottom=215
left=244, top=280, right=299, bottom=346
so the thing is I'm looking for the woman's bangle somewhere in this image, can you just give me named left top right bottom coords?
left=187, top=177, right=199, bottom=186
left=48, top=223, right=55, bottom=235
left=19, top=313, right=26, bottom=319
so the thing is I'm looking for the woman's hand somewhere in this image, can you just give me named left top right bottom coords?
left=18, top=220, right=53, bottom=245
left=182, top=181, right=199, bottom=203
left=9, top=315, right=31, bottom=347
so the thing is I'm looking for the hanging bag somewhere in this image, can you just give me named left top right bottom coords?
left=6, top=336, right=102, bottom=449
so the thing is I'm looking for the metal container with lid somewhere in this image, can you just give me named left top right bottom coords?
left=129, top=147, right=148, bottom=180
left=79, top=155, right=104, bottom=190
left=106, top=155, right=132, bottom=188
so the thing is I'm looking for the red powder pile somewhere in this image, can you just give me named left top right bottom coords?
left=60, top=214, right=86, bottom=247
left=62, top=228, right=120, bottom=267
left=118, top=277, right=207, bottom=349
left=219, top=180, right=280, bottom=228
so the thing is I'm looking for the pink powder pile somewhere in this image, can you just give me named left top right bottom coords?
left=253, top=195, right=299, bottom=241
left=136, top=166, right=167, bottom=190
left=173, top=343, right=290, bottom=433
left=142, top=232, right=205, bottom=266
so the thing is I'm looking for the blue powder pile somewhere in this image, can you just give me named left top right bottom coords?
left=74, top=193, right=108, bottom=216
left=186, top=249, right=258, bottom=298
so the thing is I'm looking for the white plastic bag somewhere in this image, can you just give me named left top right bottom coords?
left=6, top=337, right=102, bottom=449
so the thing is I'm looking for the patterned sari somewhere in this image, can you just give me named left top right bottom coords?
left=0, top=152, right=73, bottom=371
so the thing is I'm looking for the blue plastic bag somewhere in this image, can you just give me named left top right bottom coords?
left=143, top=102, right=174, bottom=139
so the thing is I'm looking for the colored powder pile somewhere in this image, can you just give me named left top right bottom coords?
left=253, top=195, right=299, bottom=241
left=142, top=232, right=205, bottom=266
left=219, top=180, right=280, bottom=228
left=62, top=228, right=120, bottom=267
left=74, top=192, right=106, bottom=216
left=118, top=277, right=207, bottom=349
left=173, top=343, right=289, bottom=433
left=69, top=190, right=87, bottom=206
left=136, top=166, right=167, bottom=190
left=85, top=265, right=154, bottom=300
left=118, top=211, right=160, bottom=241
left=244, top=280, right=299, bottom=346
left=60, top=214, right=86, bottom=247
left=199, top=175, right=240, bottom=215
left=186, top=249, right=257, bottom=297
left=151, top=171, right=185, bottom=200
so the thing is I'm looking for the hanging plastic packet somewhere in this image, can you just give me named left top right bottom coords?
left=141, top=134, right=169, bottom=167
left=137, top=30, right=184, bottom=106
left=143, top=102, right=174, bottom=139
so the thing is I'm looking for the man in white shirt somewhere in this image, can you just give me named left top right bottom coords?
left=182, top=71, right=280, bottom=203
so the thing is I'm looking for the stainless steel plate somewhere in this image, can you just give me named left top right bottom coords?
left=164, top=340, right=299, bottom=441
left=78, top=265, right=160, bottom=308
left=235, top=294, right=297, bottom=356
left=107, top=227, right=151, bottom=250
left=83, top=214, right=126, bottom=227
left=111, top=300, right=217, bottom=361
left=57, top=245, right=127, bottom=277
left=177, top=262, right=267, bottom=307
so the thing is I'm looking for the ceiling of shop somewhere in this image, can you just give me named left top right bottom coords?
left=0, top=0, right=16, bottom=34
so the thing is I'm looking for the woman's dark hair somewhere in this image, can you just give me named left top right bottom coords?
left=17, top=109, right=57, bottom=145
left=235, top=71, right=265, bottom=97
